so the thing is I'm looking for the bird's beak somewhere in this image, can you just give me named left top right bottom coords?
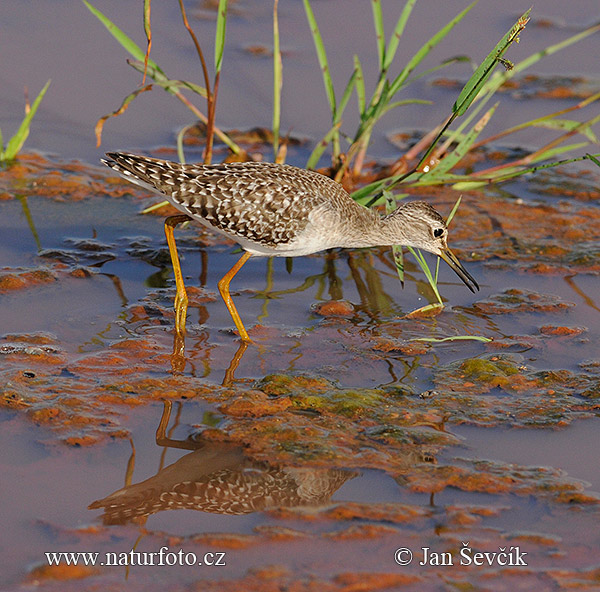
left=438, top=247, right=479, bottom=293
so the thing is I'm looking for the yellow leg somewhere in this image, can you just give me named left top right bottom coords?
left=164, top=215, right=192, bottom=336
left=217, top=251, right=253, bottom=342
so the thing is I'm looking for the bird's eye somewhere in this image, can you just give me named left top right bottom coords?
left=433, top=228, right=444, bottom=238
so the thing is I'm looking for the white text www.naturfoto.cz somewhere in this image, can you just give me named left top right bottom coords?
left=45, top=547, right=226, bottom=567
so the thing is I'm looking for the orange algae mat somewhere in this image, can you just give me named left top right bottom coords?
left=1, top=153, right=600, bottom=591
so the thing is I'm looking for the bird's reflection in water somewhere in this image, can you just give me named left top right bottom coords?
left=89, top=401, right=357, bottom=525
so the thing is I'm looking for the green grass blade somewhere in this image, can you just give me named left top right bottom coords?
left=353, top=55, right=366, bottom=114
left=466, top=22, right=600, bottom=133
left=403, top=55, right=472, bottom=86
left=176, top=124, right=195, bottom=163
left=587, top=153, right=600, bottom=168
left=427, top=103, right=498, bottom=178
left=272, top=0, right=282, bottom=157
left=454, top=8, right=530, bottom=116
left=384, top=190, right=404, bottom=285
left=528, top=111, right=600, bottom=160
left=352, top=178, right=388, bottom=203
left=389, top=0, right=477, bottom=96
left=128, top=59, right=207, bottom=96
left=526, top=142, right=591, bottom=162
left=383, top=0, right=417, bottom=71
left=414, top=335, right=492, bottom=343
left=0, top=126, right=4, bottom=157
left=511, top=151, right=600, bottom=177
left=3, top=80, right=51, bottom=160
left=370, top=0, right=385, bottom=70
left=336, top=68, right=359, bottom=124
left=141, top=200, right=170, bottom=214
left=303, top=0, right=336, bottom=117
left=381, top=98, right=431, bottom=117
left=471, top=91, right=600, bottom=149
left=82, top=0, right=163, bottom=73
left=214, top=0, right=228, bottom=73
left=306, top=122, right=341, bottom=169
left=455, top=149, right=596, bottom=187
left=533, top=118, right=599, bottom=143
left=408, top=246, right=442, bottom=304
left=359, top=81, right=390, bottom=130
left=446, top=195, right=462, bottom=226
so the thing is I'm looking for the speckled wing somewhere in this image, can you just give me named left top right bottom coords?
left=103, top=153, right=344, bottom=249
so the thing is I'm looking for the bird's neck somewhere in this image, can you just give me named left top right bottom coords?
left=335, top=204, right=396, bottom=249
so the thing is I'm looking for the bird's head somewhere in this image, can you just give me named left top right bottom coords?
left=384, top=201, right=479, bottom=293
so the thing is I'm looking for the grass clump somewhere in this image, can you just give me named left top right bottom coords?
left=83, top=1, right=600, bottom=309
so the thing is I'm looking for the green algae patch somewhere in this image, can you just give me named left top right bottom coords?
left=255, top=374, right=333, bottom=397
left=256, top=374, right=390, bottom=418
left=459, top=357, right=519, bottom=388
left=432, top=353, right=600, bottom=427
left=294, top=389, right=388, bottom=419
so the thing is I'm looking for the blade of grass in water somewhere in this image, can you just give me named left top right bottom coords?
left=337, top=68, right=359, bottom=126
left=353, top=55, right=366, bottom=114
left=446, top=195, right=462, bottom=226
left=2, top=80, right=51, bottom=161
left=141, top=201, right=170, bottom=214
left=441, top=23, right=596, bottom=167
left=272, top=0, right=282, bottom=159
left=214, top=0, right=228, bottom=73
left=470, top=91, right=600, bottom=149
left=414, top=335, right=492, bottom=343
left=17, top=196, right=42, bottom=252
left=353, top=6, right=537, bottom=200
left=306, top=123, right=341, bottom=169
left=383, top=190, right=405, bottom=286
left=382, top=0, right=417, bottom=72
left=127, top=59, right=207, bottom=97
left=306, top=66, right=358, bottom=168
left=370, top=0, right=385, bottom=70
left=410, top=8, right=528, bottom=180
left=303, top=0, right=335, bottom=117
left=176, top=124, right=196, bottom=164
left=446, top=22, right=600, bottom=158
left=304, top=0, right=347, bottom=161
left=407, top=246, right=442, bottom=305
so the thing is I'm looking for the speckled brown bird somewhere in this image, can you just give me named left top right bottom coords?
left=103, top=153, right=478, bottom=341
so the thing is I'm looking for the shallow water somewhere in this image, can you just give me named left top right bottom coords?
left=1, top=1, right=600, bottom=590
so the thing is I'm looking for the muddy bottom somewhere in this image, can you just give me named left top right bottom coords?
left=0, top=154, right=599, bottom=591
